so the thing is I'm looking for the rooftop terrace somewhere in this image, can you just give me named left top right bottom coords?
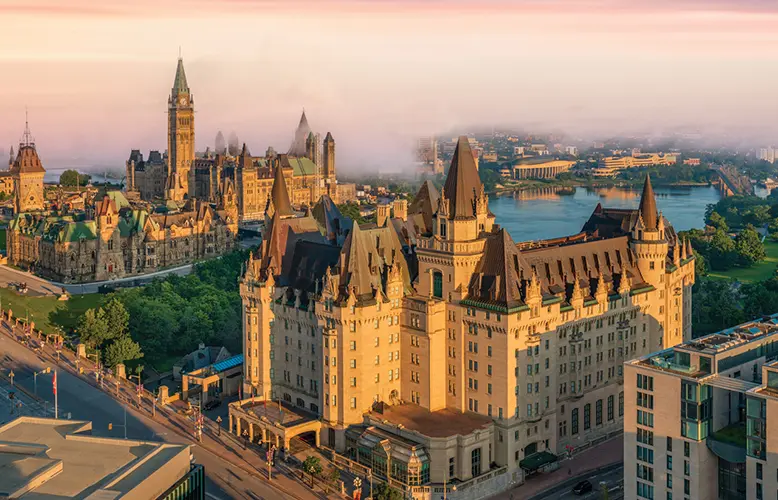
left=631, top=313, right=778, bottom=378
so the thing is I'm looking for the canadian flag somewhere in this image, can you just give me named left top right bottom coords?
left=52, top=371, right=57, bottom=396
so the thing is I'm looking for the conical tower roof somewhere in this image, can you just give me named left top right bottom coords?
left=442, top=136, right=482, bottom=219
left=288, top=110, right=312, bottom=156
left=270, top=164, right=294, bottom=218
left=638, top=174, right=658, bottom=231
left=172, top=57, right=189, bottom=96
left=409, top=180, right=440, bottom=232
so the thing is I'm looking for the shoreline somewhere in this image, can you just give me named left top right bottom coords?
left=490, top=180, right=712, bottom=196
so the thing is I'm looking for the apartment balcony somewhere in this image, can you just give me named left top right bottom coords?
left=707, top=422, right=746, bottom=464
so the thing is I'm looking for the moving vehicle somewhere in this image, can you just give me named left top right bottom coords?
left=573, top=480, right=593, bottom=495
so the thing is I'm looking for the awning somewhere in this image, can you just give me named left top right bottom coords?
left=520, top=451, right=558, bottom=472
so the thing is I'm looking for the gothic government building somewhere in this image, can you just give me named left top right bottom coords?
left=230, top=137, right=695, bottom=497
left=126, top=57, right=356, bottom=220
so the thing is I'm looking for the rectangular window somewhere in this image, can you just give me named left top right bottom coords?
left=584, top=404, right=591, bottom=430
left=607, top=395, right=614, bottom=421
left=596, top=399, right=603, bottom=426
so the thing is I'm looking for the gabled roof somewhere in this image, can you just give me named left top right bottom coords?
left=172, top=57, right=189, bottom=96
left=467, top=228, right=526, bottom=308
left=259, top=210, right=325, bottom=281
left=409, top=180, right=439, bottom=233
left=337, top=222, right=379, bottom=302
left=442, top=136, right=482, bottom=219
left=638, top=174, right=658, bottom=230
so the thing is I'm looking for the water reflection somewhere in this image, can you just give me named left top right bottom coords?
left=491, top=185, right=723, bottom=242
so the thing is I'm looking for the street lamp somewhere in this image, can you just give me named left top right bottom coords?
left=9, top=370, right=14, bottom=386
left=353, top=477, right=363, bottom=500
left=33, top=367, right=51, bottom=396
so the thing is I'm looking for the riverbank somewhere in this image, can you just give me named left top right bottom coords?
left=491, top=179, right=711, bottom=196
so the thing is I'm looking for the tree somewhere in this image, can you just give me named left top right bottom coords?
left=708, top=211, right=729, bottom=232
left=708, top=229, right=737, bottom=271
left=104, top=336, right=144, bottom=368
left=302, top=456, right=322, bottom=487
left=693, top=250, right=708, bottom=277
left=77, top=308, right=111, bottom=348
left=324, top=467, right=340, bottom=494
left=102, top=297, right=129, bottom=338
left=59, top=169, right=90, bottom=187
left=734, top=225, right=766, bottom=267
left=372, top=483, right=403, bottom=500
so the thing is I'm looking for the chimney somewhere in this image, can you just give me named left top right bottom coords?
left=377, top=204, right=390, bottom=227
left=392, top=199, right=408, bottom=221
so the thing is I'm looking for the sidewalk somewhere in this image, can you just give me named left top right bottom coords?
left=493, top=436, right=623, bottom=499
left=1, top=320, right=339, bottom=500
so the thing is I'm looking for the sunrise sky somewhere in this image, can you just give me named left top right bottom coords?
left=1, top=0, right=777, bottom=171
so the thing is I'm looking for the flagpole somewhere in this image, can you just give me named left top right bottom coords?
left=54, top=369, right=58, bottom=419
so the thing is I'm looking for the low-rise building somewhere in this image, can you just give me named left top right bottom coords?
left=0, top=416, right=203, bottom=499
left=513, top=159, right=576, bottom=180
left=624, top=314, right=778, bottom=500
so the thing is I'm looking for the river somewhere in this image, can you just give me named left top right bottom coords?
left=490, top=185, right=726, bottom=243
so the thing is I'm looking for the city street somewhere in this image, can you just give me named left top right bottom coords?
left=530, top=466, right=624, bottom=500
left=0, top=328, right=327, bottom=500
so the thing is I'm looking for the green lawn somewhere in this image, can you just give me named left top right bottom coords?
left=708, top=241, right=778, bottom=283
left=710, top=422, right=746, bottom=447
left=0, top=288, right=103, bottom=336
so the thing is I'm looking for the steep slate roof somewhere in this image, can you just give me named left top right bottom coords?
left=172, top=57, right=189, bottom=96
left=10, top=145, right=45, bottom=174
left=286, top=240, right=341, bottom=295
left=521, top=236, right=646, bottom=296
left=312, top=195, right=353, bottom=243
left=259, top=210, right=325, bottom=281
left=467, top=228, right=527, bottom=309
left=638, top=174, right=658, bottom=230
left=337, top=222, right=380, bottom=302
left=442, top=136, right=482, bottom=219
left=268, top=164, right=295, bottom=218
left=409, top=180, right=440, bottom=233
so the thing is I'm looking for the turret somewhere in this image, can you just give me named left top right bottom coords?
left=392, top=198, right=408, bottom=221
left=630, top=174, right=668, bottom=287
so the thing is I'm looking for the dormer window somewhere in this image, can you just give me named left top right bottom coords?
left=440, top=220, right=447, bottom=238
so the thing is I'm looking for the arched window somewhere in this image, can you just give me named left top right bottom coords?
left=433, top=271, right=443, bottom=299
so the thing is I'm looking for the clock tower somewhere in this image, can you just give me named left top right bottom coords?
left=11, top=117, right=45, bottom=214
left=166, top=57, right=195, bottom=201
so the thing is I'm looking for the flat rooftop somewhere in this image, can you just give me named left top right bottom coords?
left=368, top=403, right=492, bottom=438
left=631, top=313, right=778, bottom=378
left=243, top=400, right=319, bottom=428
left=0, top=417, right=190, bottom=499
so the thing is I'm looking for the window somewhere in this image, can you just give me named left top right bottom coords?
left=571, top=408, right=579, bottom=435
left=619, top=391, right=624, bottom=417
left=596, top=399, right=603, bottom=426
left=471, top=448, right=481, bottom=478
left=683, top=460, right=690, bottom=476
left=756, top=462, right=762, bottom=480
left=667, top=437, right=672, bottom=452
left=608, top=395, right=614, bottom=421
left=584, top=404, right=591, bottom=430
left=433, top=271, right=443, bottom=298
left=683, top=442, right=690, bottom=458
left=666, top=455, right=673, bottom=471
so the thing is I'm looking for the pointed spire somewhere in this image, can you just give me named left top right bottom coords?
left=288, top=109, right=312, bottom=156
left=270, top=164, right=294, bottom=218
left=172, top=57, right=189, bottom=96
left=638, top=174, right=658, bottom=231
left=21, top=108, right=34, bottom=147
left=339, top=222, right=377, bottom=301
left=596, top=270, right=608, bottom=300
left=8, top=145, right=13, bottom=165
left=686, top=237, right=694, bottom=258
left=324, top=132, right=334, bottom=143
left=680, top=237, right=688, bottom=260
left=442, top=136, right=483, bottom=218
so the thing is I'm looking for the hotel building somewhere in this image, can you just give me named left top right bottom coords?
left=231, top=137, right=694, bottom=498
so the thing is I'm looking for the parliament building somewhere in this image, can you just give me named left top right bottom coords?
left=126, top=58, right=356, bottom=221
left=230, top=136, right=695, bottom=497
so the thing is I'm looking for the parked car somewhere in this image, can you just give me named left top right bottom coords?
left=203, top=399, right=222, bottom=411
left=573, top=480, right=593, bottom=495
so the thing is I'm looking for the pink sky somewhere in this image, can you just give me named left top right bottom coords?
left=1, top=0, right=777, bottom=171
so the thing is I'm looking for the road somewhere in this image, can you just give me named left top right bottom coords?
left=0, top=330, right=317, bottom=500
left=531, top=466, right=624, bottom=500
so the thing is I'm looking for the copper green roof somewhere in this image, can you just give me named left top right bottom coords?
left=106, top=190, right=131, bottom=210
left=118, top=210, right=147, bottom=237
left=172, top=58, right=189, bottom=96
left=288, top=157, right=317, bottom=176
